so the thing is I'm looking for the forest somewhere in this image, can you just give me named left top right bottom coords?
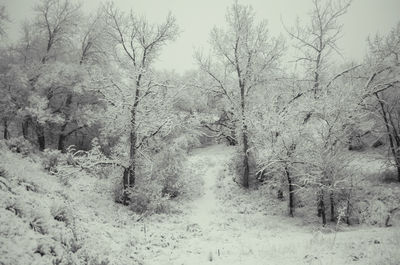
left=0, top=0, right=400, bottom=264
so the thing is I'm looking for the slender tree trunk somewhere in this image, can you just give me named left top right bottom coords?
left=22, top=117, right=30, bottom=139
left=36, top=124, right=45, bottom=151
left=242, top=126, right=250, bottom=188
left=58, top=94, right=74, bottom=153
left=240, top=83, right=250, bottom=188
left=313, top=51, right=321, bottom=98
left=126, top=130, right=137, bottom=187
left=397, top=164, right=400, bottom=183
left=285, top=166, right=294, bottom=217
left=317, top=189, right=326, bottom=225
left=376, top=93, right=400, bottom=182
left=3, top=119, right=9, bottom=140
left=58, top=134, right=66, bottom=152
left=330, top=190, right=335, bottom=222
left=123, top=75, right=142, bottom=190
left=346, top=198, right=351, bottom=225
left=58, top=122, right=68, bottom=152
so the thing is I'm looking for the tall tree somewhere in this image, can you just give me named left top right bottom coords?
left=364, top=22, right=400, bottom=181
left=284, top=0, right=352, bottom=98
left=197, top=1, right=284, bottom=188
left=277, top=0, right=354, bottom=224
left=20, top=0, right=82, bottom=150
left=104, top=3, right=179, bottom=190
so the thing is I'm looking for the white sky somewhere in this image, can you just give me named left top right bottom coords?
left=3, top=0, right=400, bottom=73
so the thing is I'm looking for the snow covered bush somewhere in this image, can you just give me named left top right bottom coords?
left=55, top=138, right=121, bottom=185
left=128, top=185, right=170, bottom=214
left=42, top=149, right=65, bottom=173
left=29, top=212, right=49, bottom=235
left=50, top=202, right=72, bottom=225
left=126, top=144, right=187, bottom=213
left=153, top=145, right=186, bottom=198
left=228, top=148, right=257, bottom=187
left=2, top=137, right=35, bottom=156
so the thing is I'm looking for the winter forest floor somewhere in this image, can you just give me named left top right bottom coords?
left=1, top=144, right=400, bottom=265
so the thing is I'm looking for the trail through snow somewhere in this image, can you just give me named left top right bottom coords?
left=146, top=144, right=400, bottom=265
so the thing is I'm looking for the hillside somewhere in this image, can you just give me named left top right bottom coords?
left=1, top=144, right=399, bottom=265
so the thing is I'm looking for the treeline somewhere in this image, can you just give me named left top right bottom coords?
left=0, top=0, right=399, bottom=224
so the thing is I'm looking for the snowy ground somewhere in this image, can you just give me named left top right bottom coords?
left=145, top=145, right=400, bottom=265
left=1, top=144, right=400, bottom=265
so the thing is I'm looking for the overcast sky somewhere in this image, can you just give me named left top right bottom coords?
left=4, top=0, right=400, bottom=73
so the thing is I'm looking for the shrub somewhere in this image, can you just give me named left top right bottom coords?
left=30, top=215, right=49, bottom=235
left=0, top=167, right=13, bottom=193
left=50, top=203, right=72, bottom=225
left=42, top=149, right=65, bottom=173
left=3, top=137, right=35, bottom=156
left=123, top=144, right=188, bottom=214
left=228, top=149, right=257, bottom=186
left=5, top=199, right=24, bottom=217
left=128, top=184, right=170, bottom=214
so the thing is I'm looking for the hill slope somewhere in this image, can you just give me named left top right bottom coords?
left=1, top=145, right=399, bottom=265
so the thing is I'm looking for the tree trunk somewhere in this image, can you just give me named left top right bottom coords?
left=126, top=130, right=137, bottom=188
left=3, top=119, right=9, bottom=140
left=330, top=190, right=335, bottom=222
left=285, top=166, right=294, bottom=217
left=376, top=93, right=400, bottom=182
left=58, top=93, right=78, bottom=153
left=240, top=82, right=250, bottom=188
left=313, top=51, right=321, bottom=98
left=58, top=134, right=66, bottom=152
left=346, top=198, right=351, bottom=225
left=397, top=164, right=400, bottom=183
left=123, top=75, right=142, bottom=190
left=317, top=190, right=326, bottom=225
left=36, top=124, right=45, bottom=151
left=242, top=128, right=250, bottom=188
left=58, top=122, right=68, bottom=152
left=22, top=117, right=30, bottom=139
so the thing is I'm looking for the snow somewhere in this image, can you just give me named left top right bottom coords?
left=1, top=144, right=400, bottom=265
left=143, top=145, right=400, bottom=265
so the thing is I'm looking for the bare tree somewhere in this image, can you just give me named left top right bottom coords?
left=104, top=2, right=179, bottom=191
left=197, top=1, right=284, bottom=188
left=34, top=0, right=82, bottom=63
left=281, top=0, right=353, bottom=225
left=364, top=22, right=400, bottom=181
left=284, top=0, right=352, bottom=98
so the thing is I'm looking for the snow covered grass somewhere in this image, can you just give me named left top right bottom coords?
left=214, top=145, right=400, bottom=264
left=1, top=144, right=400, bottom=265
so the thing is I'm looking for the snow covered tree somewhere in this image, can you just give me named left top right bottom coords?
left=103, top=3, right=179, bottom=190
left=255, top=0, right=358, bottom=223
left=284, top=0, right=352, bottom=98
left=364, top=21, right=400, bottom=181
left=14, top=0, right=83, bottom=151
left=0, top=50, right=30, bottom=140
left=197, top=1, right=284, bottom=188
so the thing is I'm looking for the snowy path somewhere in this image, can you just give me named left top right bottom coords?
left=145, top=144, right=400, bottom=265
left=149, top=145, right=319, bottom=264
left=188, top=145, right=226, bottom=228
